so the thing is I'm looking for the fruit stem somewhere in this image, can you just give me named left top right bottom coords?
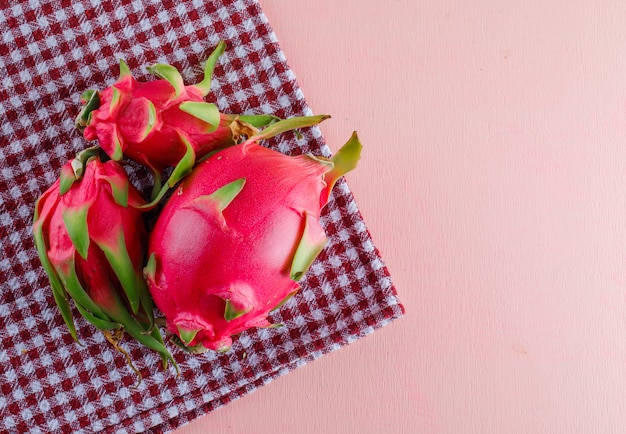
left=103, top=329, right=143, bottom=387
left=243, top=115, right=330, bottom=145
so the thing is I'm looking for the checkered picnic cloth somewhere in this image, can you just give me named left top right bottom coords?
left=0, top=0, right=404, bottom=432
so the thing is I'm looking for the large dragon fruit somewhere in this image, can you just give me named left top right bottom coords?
left=144, top=132, right=362, bottom=352
left=32, top=148, right=175, bottom=374
left=76, top=40, right=325, bottom=204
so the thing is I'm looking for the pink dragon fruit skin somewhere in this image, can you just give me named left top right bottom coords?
left=77, top=41, right=328, bottom=205
left=32, top=148, right=175, bottom=372
left=145, top=133, right=362, bottom=352
left=81, top=62, right=243, bottom=172
left=79, top=42, right=243, bottom=170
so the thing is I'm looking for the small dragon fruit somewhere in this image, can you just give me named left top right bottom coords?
left=32, top=148, right=175, bottom=375
left=76, top=41, right=326, bottom=204
left=144, top=132, right=362, bottom=352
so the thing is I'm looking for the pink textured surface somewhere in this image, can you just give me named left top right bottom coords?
left=181, top=0, right=626, bottom=433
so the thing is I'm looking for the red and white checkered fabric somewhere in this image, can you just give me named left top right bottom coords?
left=0, top=0, right=404, bottom=432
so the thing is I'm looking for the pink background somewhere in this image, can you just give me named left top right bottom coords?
left=179, top=1, right=626, bottom=433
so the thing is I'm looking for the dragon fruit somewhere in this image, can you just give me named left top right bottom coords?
left=32, top=148, right=175, bottom=375
left=76, top=40, right=326, bottom=204
left=144, top=132, right=362, bottom=352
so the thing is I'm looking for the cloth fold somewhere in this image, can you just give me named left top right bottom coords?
left=0, top=0, right=404, bottom=432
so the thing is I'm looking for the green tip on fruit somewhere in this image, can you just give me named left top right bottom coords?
left=111, top=130, right=124, bottom=161
left=75, top=89, right=101, bottom=131
left=176, top=325, right=200, bottom=346
left=102, top=173, right=129, bottom=208
left=223, top=299, right=249, bottom=322
left=146, top=63, right=185, bottom=97
left=97, top=231, right=141, bottom=314
left=109, top=87, right=122, bottom=115
left=194, top=40, right=227, bottom=96
left=33, top=219, right=79, bottom=343
left=321, top=131, right=362, bottom=205
left=209, top=178, right=246, bottom=211
left=143, top=253, right=157, bottom=284
left=185, top=178, right=246, bottom=230
left=179, top=101, right=220, bottom=131
left=59, top=164, right=77, bottom=195
left=330, top=131, right=361, bottom=179
left=290, top=212, right=327, bottom=281
left=167, top=135, right=196, bottom=188
left=137, top=100, right=157, bottom=142
left=118, top=59, right=131, bottom=80
left=62, top=205, right=90, bottom=260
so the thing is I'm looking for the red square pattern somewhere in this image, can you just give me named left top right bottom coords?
left=0, top=0, right=403, bottom=432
